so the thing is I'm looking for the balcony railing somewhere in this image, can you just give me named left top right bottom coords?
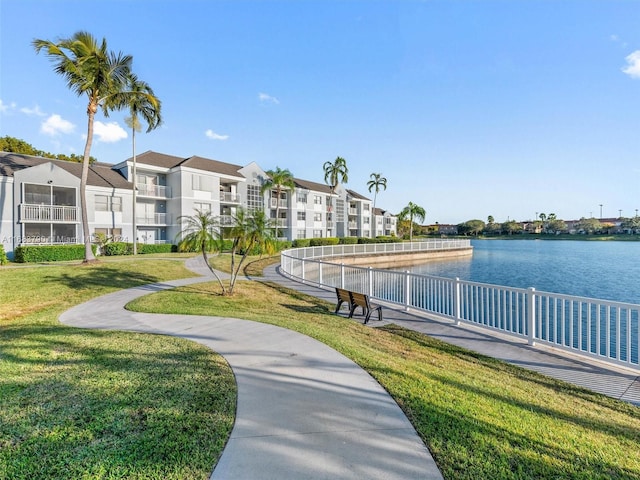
left=270, top=198, right=288, bottom=209
left=136, top=213, right=171, bottom=225
left=20, top=204, right=78, bottom=223
left=220, top=192, right=241, bottom=203
left=136, top=184, right=171, bottom=198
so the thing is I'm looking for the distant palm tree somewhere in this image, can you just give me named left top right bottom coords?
left=33, top=32, right=161, bottom=263
left=260, top=167, right=295, bottom=239
left=323, top=157, right=348, bottom=237
left=367, top=173, right=387, bottom=228
left=123, top=74, right=162, bottom=255
left=177, top=210, right=226, bottom=295
left=399, top=201, right=426, bottom=241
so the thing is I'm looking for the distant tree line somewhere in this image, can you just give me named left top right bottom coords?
left=0, top=135, right=98, bottom=164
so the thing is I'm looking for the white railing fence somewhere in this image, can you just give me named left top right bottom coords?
left=280, top=240, right=639, bottom=372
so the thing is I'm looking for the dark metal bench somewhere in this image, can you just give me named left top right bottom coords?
left=348, top=292, right=382, bottom=324
left=335, top=287, right=352, bottom=314
left=333, top=287, right=383, bottom=325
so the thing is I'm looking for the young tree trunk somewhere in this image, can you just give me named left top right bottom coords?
left=81, top=105, right=97, bottom=263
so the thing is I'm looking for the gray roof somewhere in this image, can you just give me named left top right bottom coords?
left=346, top=189, right=371, bottom=201
left=293, top=178, right=333, bottom=194
left=0, top=152, right=132, bottom=189
left=130, top=151, right=244, bottom=178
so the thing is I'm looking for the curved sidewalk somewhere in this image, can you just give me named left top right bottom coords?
left=59, top=258, right=442, bottom=480
left=262, top=264, right=640, bottom=406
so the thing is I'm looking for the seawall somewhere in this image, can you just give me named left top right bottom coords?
left=325, top=247, right=473, bottom=269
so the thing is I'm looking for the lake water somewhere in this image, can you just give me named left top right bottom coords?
left=404, top=239, right=640, bottom=305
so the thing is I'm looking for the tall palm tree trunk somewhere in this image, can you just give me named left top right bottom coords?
left=80, top=105, right=97, bottom=262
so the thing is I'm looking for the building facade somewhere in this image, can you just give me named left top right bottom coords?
left=0, top=150, right=397, bottom=258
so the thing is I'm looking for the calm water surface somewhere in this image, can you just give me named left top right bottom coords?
left=405, top=239, right=640, bottom=304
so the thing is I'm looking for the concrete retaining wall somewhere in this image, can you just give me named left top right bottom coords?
left=326, top=247, right=473, bottom=269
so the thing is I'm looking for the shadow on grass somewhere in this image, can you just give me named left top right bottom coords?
left=44, top=267, right=162, bottom=291
left=0, top=325, right=235, bottom=479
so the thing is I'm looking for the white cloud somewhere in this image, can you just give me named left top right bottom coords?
left=20, top=104, right=46, bottom=116
left=94, top=121, right=128, bottom=143
left=622, top=50, right=640, bottom=78
left=258, top=92, right=280, bottom=104
left=41, top=114, right=75, bottom=136
left=0, top=99, right=16, bottom=113
left=205, top=129, right=229, bottom=141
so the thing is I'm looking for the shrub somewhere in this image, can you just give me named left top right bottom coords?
left=104, top=242, right=176, bottom=256
left=357, top=236, right=402, bottom=244
left=309, top=237, right=340, bottom=247
left=103, top=242, right=133, bottom=256
left=14, top=244, right=97, bottom=263
left=339, top=237, right=358, bottom=245
left=0, top=244, right=7, bottom=265
left=292, top=239, right=311, bottom=248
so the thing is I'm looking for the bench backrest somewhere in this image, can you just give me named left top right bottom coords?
left=349, top=292, right=370, bottom=308
left=336, top=288, right=351, bottom=303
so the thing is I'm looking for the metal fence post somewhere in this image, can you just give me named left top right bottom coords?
left=340, top=263, right=345, bottom=289
left=368, top=267, right=373, bottom=297
left=301, top=260, right=305, bottom=284
left=405, top=270, right=411, bottom=311
left=318, top=261, right=323, bottom=287
left=454, top=277, right=461, bottom=325
left=527, top=287, right=536, bottom=346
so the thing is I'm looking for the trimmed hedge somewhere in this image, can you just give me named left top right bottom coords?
left=339, top=237, right=358, bottom=245
left=309, top=237, right=340, bottom=247
left=357, top=236, right=401, bottom=244
left=292, top=239, right=311, bottom=248
left=103, top=242, right=176, bottom=256
left=0, top=245, right=7, bottom=265
left=14, top=244, right=97, bottom=263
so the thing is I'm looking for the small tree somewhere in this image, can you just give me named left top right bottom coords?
left=323, top=156, right=348, bottom=236
left=398, top=201, right=426, bottom=241
left=177, top=210, right=226, bottom=295
left=227, top=208, right=275, bottom=294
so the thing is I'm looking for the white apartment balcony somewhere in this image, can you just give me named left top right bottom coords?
left=136, top=213, right=171, bottom=225
left=220, top=215, right=235, bottom=226
left=270, top=198, right=288, bottom=209
left=136, top=183, right=171, bottom=198
left=20, top=204, right=79, bottom=223
left=348, top=221, right=358, bottom=229
left=272, top=219, right=288, bottom=227
left=349, top=208, right=358, bottom=215
left=220, top=192, right=241, bottom=204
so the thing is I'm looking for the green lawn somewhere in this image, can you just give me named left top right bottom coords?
left=3, top=255, right=640, bottom=479
left=129, top=279, right=640, bottom=480
left=0, top=257, right=236, bottom=480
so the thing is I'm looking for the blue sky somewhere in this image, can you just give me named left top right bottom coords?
left=1, top=0, right=639, bottom=224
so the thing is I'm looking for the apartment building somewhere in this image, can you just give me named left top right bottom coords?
left=0, top=150, right=396, bottom=258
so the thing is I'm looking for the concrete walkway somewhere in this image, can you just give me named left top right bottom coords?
left=59, top=257, right=443, bottom=480
left=262, top=264, right=640, bottom=406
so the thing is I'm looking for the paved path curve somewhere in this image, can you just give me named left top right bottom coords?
left=59, top=258, right=442, bottom=480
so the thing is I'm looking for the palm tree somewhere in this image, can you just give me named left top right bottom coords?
left=366, top=173, right=387, bottom=210
left=399, top=201, right=426, bottom=241
left=33, top=31, right=161, bottom=263
left=323, top=156, right=348, bottom=237
left=260, top=167, right=295, bottom=239
left=176, top=209, right=226, bottom=295
left=123, top=74, right=162, bottom=255
left=227, top=208, right=275, bottom=295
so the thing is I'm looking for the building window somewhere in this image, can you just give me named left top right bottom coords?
left=313, top=213, right=322, bottom=222
left=364, top=204, right=370, bottom=211
left=24, top=184, right=76, bottom=206
left=194, top=202, right=211, bottom=213
left=192, top=174, right=213, bottom=192
left=247, top=185, right=263, bottom=212
left=313, top=229, right=323, bottom=238
left=313, top=195, right=322, bottom=205
left=96, top=195, right=122, bottom=212
left=297, top=212, right=306, bottom=221
left=364, top=217, right=370, bottom=224
left=297, top=192, right=307, bottom=203
left=296, top=230, right=306, bottom=239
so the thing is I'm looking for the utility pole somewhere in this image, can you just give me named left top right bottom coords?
left=599, top=204, right=603, bottom=219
